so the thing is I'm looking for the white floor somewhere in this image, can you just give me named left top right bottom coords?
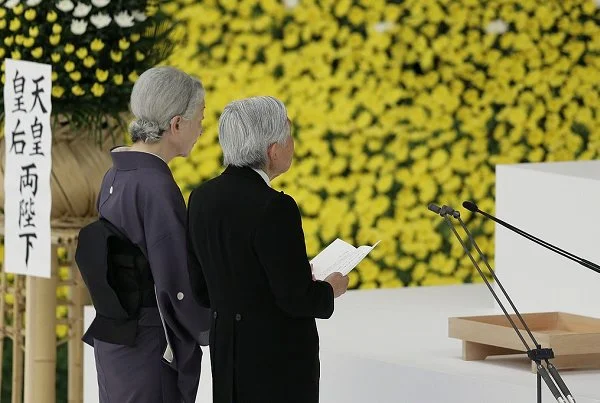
left=84, top=284, right=600, bottom=402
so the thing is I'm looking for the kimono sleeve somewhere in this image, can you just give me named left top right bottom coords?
left=141, top=179, right=211, bottom=346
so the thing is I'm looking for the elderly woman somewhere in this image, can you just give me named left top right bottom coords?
left=76, top=66, right=211, bottom=403
left=186, top=96, right=349, bottom=403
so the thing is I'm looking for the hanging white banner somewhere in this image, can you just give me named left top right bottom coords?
left=3, top=59, right=53, bottom=278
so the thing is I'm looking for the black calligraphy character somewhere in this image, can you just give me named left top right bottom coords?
left=19, top=197, right=36, bottom=229
left=30, top=116, right=44, bottom=156
left=19, top=164, right=38, bottom=196
left=10, top=119, right=26, bottom=155
left=30, top=76, right=48, bottom=114
left=13, top=70, right=25, bottom=93
left=19, top=233, right=37, bottom=266
left=12, top=70, right=26, bottom=113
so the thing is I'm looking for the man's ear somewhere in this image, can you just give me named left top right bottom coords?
left=267, top=142, right=277, bottom=162
left=170, top=116, right=181, bottom=134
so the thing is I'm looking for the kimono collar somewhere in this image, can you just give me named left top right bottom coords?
left=110, top=146, right=171, bottom=174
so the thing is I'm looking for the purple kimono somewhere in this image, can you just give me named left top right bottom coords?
left=94, top=148, right=210, bottom=403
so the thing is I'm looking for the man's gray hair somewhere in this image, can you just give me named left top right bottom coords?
left=218, top=96, right=290, bottom=168
left=129, top=66, right=205, bottom=143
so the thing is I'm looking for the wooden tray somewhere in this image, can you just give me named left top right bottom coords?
left=448, top=312, right=600, bottom=371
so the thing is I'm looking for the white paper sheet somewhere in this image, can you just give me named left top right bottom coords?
left=310, top=238, right=381, bottom=281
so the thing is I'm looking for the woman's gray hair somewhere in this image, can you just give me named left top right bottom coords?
left=218, top=96, right=290, bottom=168
left=128, top=66, right=205, bottom=143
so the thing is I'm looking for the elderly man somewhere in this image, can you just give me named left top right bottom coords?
left=186, top=96, right=349, bottom=403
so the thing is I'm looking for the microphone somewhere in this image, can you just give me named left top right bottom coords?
left=462, top=200, right=600, bottom=276
left=428, top=203, right=460, bottom=218
left=427, top=203, right=442, bottom=215
left=462, top=200, right=477, bottom=212
left=441, top=205, right=460, bottom=219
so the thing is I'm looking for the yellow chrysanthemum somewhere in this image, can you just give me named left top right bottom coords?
left=56, top=306, right=68, bottom=318
left=71, top=85, right=85, bottom=96
left=12, top=4, right=24, bottom=15
left=69, top=71, right=82, bottom=82
left=52, top=85, right=65, bottom=98
left=64, top=61, right=75, bottom=72
left=95, top=69, right=109, bottom=82
left=110, top=50, right=123, bottom=62
left=56, top=325, right=68, bottom=339
left=83, top=56, right=96, bottom=68
left=57, top=247, right=67, bottom=260
left=24, top=9, right=36, bottom=21
left=91, top=83, right=105, bottom=97
left=9, top=18, right=21, bottom=32
left=76, top=47, right=88, bottom=59
left=90, top=39, right=105, bottom=52
left=47, top=11, right=58, bottom=22
left=128, top=71, right=139, bottom=83
left=146, top=4, right=158, bottom=16
left=22, top=37, right=34, bottom=47
left=49, top=34, right=60, bottom=46
left=119, top=38, right=130, bottom=50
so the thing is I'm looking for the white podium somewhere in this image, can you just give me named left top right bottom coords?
left=495, top=160, right=600, bottom=318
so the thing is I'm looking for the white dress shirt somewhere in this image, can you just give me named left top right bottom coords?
left=251, top=168, right=271, bottom=187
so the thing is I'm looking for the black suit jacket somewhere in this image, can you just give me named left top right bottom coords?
left=187, top=165, right=334, bottom=403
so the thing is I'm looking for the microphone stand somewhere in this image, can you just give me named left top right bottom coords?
left=428, top=203, right=573, bottom=403
left=462, top=201, right=600, bottom=276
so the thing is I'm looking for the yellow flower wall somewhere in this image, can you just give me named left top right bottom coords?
left=163, top=0, right=600, bottom=289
